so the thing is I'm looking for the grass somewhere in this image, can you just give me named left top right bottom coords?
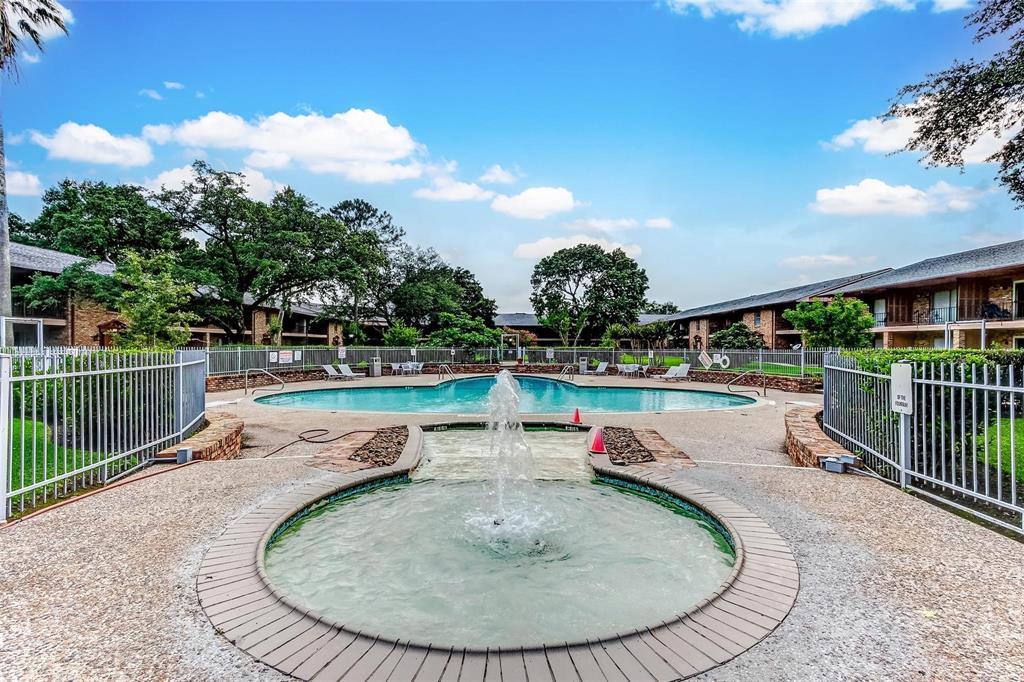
left=7, top=418, right=112, bottom=501
left=981, top=417, right=1024, bottom=483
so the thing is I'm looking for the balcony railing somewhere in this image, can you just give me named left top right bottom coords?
left=874, top=300, right=1024, bottom=327
left=11, top=298, right=66, bottom=319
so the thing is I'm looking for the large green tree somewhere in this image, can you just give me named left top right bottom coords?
left=782, top=295, right=876, bottom=349
left=113, top=252, right=198, bottom=349
left=157, top=162, right=380, bottom=342
left=1, top=0, right=68, bottom=318
left=709, top=322, right=765, bottom=350
left=426, top=312, right=501, bottom=349
left=18, top=179, right=188, bottom=261
left=889, top=0, right=1024, bottom=205
left=529, top=244, right=648, bottom=347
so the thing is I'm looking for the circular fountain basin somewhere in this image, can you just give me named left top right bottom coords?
left=263, top=479, right=735, bottom=648
left=254, top=375, right=756, bottom=413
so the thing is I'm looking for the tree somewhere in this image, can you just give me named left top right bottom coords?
left=888, top=1, right=1024, bottom=205
left=426, top=313, right=501, bottom=349
left=113, top=252, right=198, bottom=349
left=709, top=322, right=765, bottom=349
left=642, top=300, right=680, bottom=315
left=501, top=326, right=538, bottom=346
left=1, top=0, right=68, bottom=317
left=23, top=179, right=187, bottom=262
left=782, top=295, right=875, bottom=348
left=14, top=260, right=121, bottom=313
left=529, top=244, right=649, bottom=347
left=381, top=320, right=419, bottom=346
left=157, top=162, right=379, bottom=341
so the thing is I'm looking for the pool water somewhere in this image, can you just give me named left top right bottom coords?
left=264, top=479, right=735, bottom=648
left=255, top=375, right=754, bottom=413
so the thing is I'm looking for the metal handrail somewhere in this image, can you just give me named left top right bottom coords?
left=245, top=368, right=285, bottom=396
left=437, top=364, right=456, bottom=382
left=558, top=364, right=575, bottom=379
left=726, top=370, right=766, bottom=397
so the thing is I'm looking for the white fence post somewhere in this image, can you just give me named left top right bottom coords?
left=0, top=355, right=10, bottom=523
left=898, top=412, right=911, bottom=489
left=174, top=350, right=184, bottom=437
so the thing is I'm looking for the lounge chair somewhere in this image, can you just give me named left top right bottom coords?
left=322, top=364, right=347, bottom=380
left=656, top=364, right=690, bottom=381
left=338, top=364, right=365, bottom=380
left=580, top=361, right=609, bottom=376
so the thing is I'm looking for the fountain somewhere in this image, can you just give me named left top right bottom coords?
left=263, top=370, right=737, bottom=648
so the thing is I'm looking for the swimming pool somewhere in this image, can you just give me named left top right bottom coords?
left=254, top=375, right=756, bottom=413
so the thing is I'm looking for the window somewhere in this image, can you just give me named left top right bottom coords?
left=753, top=312, right=761, bottom=327
left=1015, top=336, right=1024, bottom=350
left=873, top=299, right=886, bottom=325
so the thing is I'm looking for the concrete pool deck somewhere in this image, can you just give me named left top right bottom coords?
left=0, top=374, right=1021, bottom=680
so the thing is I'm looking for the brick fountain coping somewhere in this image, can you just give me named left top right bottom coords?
left=197, top=424, right=799, bottom=681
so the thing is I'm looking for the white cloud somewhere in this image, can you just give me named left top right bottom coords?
left=962, top=230, right=1024, bottom=247
left=163, top=81, right=185, bottom=90
left=139, top=88, right=163, bottom=101
left=479, top=164, right=520, bottom=184
left=6, top=170, right=42, bottom=196
left=144, top=164, right=284, bottom=202
left=828, top=111, right=1020, bottom=164
left=152, top=109, right=422, bottom=184
left=645, top=216, right=673, bottom=229
left=195, top=91, right=206, bottom=99
left=414, top=176, right=495, bottom=202
left=141, top=124, right=173, bottom=144
left=513, top=234, right=642, bottom=259
left=779, top=254, right=858, bottom=269
left=22, top=52, right=40, bottom=64
left=491, top=186, right=578, bottom=220
left=811, top=178, right=981, bottom=216
left=244, top=150, right=291, bottom=169
left=665, top=1, right=963, bottom=38
left=31, top=122, right=153, bottom=167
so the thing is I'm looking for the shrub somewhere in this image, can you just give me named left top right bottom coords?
left=709, top=322, right=764, bottom=349
left=382, top=321, right=420, bottom=347
left=843, top=348, right=1024, bottom=374
left=783, top=295, right=875, bottom=348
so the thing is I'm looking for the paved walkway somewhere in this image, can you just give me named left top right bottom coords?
left=0, top=374, right=1021, bottom=681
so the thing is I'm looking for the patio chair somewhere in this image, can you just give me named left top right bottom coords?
left=337, top=364, right=365, bottom=380
left=638, top=364, right=651, bottom=378
left=580, top=361, right=609, bottom=376
left=390, top=363, right=403, bottom=375
left=322, top=364, right=347, bottom=380
left=410, top=362, right=424, bottom=375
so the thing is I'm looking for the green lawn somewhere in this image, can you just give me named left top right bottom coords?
left=7, top=418, right=108, bottom=496
left=981, top=418, right=1024, bottom=483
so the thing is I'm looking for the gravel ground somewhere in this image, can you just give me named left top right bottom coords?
left=0, top=374, right=1020, bottom=681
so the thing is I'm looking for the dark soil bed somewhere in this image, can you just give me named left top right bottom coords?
left=351, top=426, right=409, bottom=467
left=603, top=426, right=656, bottom=465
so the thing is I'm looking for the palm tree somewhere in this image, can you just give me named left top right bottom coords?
left=0, top=1, right=67, bottom=321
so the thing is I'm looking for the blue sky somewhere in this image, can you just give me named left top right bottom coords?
left=7, top=0, right=1017, bottom=311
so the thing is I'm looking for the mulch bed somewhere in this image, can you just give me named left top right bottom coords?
left=602, top=426, right=656, bottom=465
left=350, top=426, right=409, bottom=467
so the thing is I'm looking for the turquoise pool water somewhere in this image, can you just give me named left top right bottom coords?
left=254, top=375, right=755, bottom=413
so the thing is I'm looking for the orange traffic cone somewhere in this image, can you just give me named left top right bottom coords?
left=590, top=427, right=607, bottom=454
left=572, top=407, right=582, bottom=425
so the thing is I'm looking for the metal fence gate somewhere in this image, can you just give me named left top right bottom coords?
left=823, top=354, right=1024, bottom=534
left=0, top=348, right=207, bottom=520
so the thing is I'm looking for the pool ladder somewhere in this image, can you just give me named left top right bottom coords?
left=437, top=364, right=456, bottom=383
left=245, top=368, right=285, bottom=396
left=558, top=364, right=576, bottom=380
left=726, top=370, right=767, bottom=397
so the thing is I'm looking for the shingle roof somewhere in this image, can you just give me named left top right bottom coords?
left=10, top=242, right=116, bottom=276
left=835, top=239, right=1024, bottom=293
left=660, top=269, right=890, bottom=323
left=495, top=312, right=668, bottom=327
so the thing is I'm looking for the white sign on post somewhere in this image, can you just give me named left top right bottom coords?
left=545, top=348, right=554, bottom=361
left=410, top=348, right=417, bottom=357
left=338, top=347, right=347, bottom=360
left=890, top=363, right=913, bottom=415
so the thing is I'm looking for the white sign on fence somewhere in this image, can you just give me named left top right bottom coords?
left=890, top=363, right=913, bottom=415
left=269, top=351, right=278, bottom=363
left=294, top=350, right=302, bottom=361
left=698, top=351, right=713, bottom=369
left=338, top=347, right=347, bottom=359
left=279, top=350, right=294, bottom=364
left=546, top=348, right=554, bottom=360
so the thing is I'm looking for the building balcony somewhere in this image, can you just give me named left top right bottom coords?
left=872, top=301, right=1024, bottom=330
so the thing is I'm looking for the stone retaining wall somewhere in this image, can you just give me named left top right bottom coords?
left=156, top=412, right=244, bottom=461
left=689, top=369, right=820, bottom=393
left=784, top=406, right=851, bottom=467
